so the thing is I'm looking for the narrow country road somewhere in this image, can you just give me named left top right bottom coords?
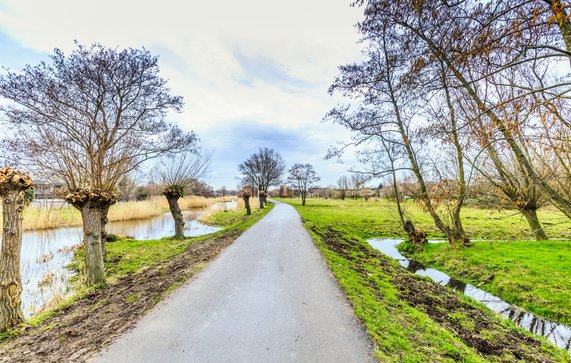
left=94, top=201, right=376, bottom=363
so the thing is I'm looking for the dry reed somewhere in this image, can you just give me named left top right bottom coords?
left=178, top=196, right=235, bottom=209
left=108, top=197, right=167, bottom=221
left=236, top=197, right=260, bottom=210
left=0, top=196, right=237, bottom=231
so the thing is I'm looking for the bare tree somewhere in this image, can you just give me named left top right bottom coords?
left=354, top=0, right=571, bottom=218
left=337, top=176, right=350, bottom=200
left=287, top=163, right=321, bottom=206
left=350, top=174, right=368, bottom=199
left=0, top=168, right=33, bottom=332
left=471, top=152, right=549, bottom=240
left=0, top=43, right=195, bottom=285
left=238, top=148, right=285, bottom=208
left=327, top=22, right=471, bottom=246
left=155, top=149, right=211, bottom=238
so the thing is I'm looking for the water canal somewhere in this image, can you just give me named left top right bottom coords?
left=368, top=238, right=571, bottom=353
left=15, top=201, right=236, bottom=317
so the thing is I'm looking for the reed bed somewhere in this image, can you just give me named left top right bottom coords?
left=108, top=197, right=168, bottom=222
left=21, top=203, right=81, bottom=230
left=178, top=196, right=235, bottom=209
left=236, top=197, right=260, bottom=210
left=0, top=196, right=237, bottom=231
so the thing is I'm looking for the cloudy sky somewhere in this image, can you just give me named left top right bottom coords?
left=0, top=0, right=365, bottom=189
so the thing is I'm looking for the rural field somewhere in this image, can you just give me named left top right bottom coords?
left=282, top=197, right=571, bottom=361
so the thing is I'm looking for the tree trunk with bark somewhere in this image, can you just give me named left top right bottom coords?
left=99, top=204, right=110, bottom=257
left=66, top=189, right=116, bottom=286
left=80, top=204, right=106, bottom=285
left=301, top=192, right=307, bottom=206
left=0, top=190, right=26, bottom=331
left=520, top=207, right=549, bottom=241
left=259, top=190, right=267, bottom=209
left=164, top=190, right=185, bottom=238
left=403, top=220, right=428, bottom=250
left=0, top=168, right=33, bottom=332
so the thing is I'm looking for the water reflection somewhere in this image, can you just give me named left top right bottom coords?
left=368, top=238, right=571, bottom=353
left=4, top=201, right=234, bottom=318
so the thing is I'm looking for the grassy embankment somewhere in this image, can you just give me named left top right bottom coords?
left=404, top=241, right=571, bottom=326
left=1, top=204, right=273, bottom=361
left=282, top=198, right=569, bottom=362
left=0, top=196, right=236, bottom=231
left=103, top=203, right=269, bottom=281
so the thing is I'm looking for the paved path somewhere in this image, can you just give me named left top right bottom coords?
left=94, top=202, right=375, bottom=363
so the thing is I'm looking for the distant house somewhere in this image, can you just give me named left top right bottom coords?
left=34, top=180, right=63, bottom=200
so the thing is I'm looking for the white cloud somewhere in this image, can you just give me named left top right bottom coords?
left=0, top=0, right=366, bottom=188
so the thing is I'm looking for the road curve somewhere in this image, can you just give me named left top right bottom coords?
left=94, top=201, right=376, bottom=363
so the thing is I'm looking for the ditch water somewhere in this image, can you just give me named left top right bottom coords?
left=15, top=201, right=236, bottom=318
left=368, top=238, right=571, bottom=353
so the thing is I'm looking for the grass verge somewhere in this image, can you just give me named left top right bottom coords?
left=283, top=198, right=569, bottom=362
left=0, top=204, right=272, bottom=362
left=402, top=240, right=571, bottom=326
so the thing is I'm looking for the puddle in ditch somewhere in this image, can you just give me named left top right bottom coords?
left=368, top=238, right=571, bottom=353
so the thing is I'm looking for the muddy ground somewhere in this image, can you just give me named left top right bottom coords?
left=0, top=230, right=240, bottom=362
left=319, top=228, right=565, bottom=362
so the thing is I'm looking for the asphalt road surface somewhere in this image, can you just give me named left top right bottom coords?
left=94, top=201, right=376, bottom=363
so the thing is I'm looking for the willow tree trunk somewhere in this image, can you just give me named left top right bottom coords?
left=165, top=194, right=185, bottom=238
left=243, top=197, right=251, bottom=215
left=521, top=208, right=549, bottom=241
left=99, top=204, right=110, bottom=257
left=0, top=190, right=25, bottom=331
left=81, top=204, right=106, bottom=285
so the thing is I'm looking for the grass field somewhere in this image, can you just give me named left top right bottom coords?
left=282, top=197, right=570, bottom=240
left=282, top=198, right=569, bottom=362
left=405, top=240, right=571, bottom=326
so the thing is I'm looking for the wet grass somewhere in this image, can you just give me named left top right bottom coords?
left=283, top=198, right=570, bottom=362
left=405, top=240, right=571, bottom=326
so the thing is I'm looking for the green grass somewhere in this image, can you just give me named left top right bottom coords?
left=277, top=197, right=571, bottom=240
left=405, top=240, right=571, bottom=326
left=282, top=198, right=569, bottom=362
left=201, top=205, right=272, bottom=229
left=102, top=204, right=273, bottom=279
